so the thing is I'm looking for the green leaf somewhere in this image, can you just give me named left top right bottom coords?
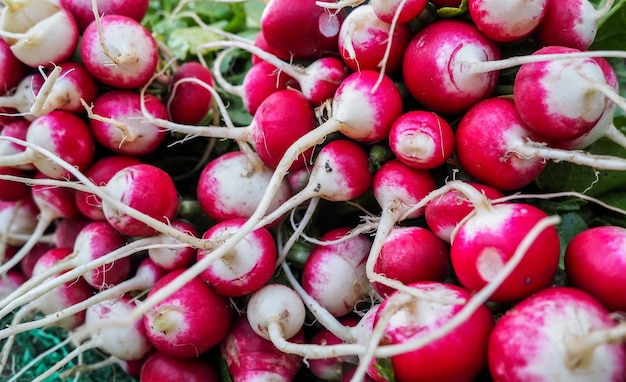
left=555, top=212, right=589, bottom=268
left=436, top=0, right=469, bottom=18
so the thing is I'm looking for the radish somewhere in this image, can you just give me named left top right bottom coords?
left=0, top=110, right=95, bottom=179
left=301, top=226, right=373, bottom=317
left=254, top=139, right=374, bottom=228
left=166, top=61, right=214, bottom=125
left=196, top=150, right=292, bottom=223
left=0, top=76, right=38, bottom=120
left=564, top=226, right=626, bottom=312
left=308, top=317, right=360, bottom=380
left=0, top=166, right=30, bottom=201
left=372, top=226, right=450, bottom=298
left=0, top=0, right=79, bottom=67
left=316, top=0, right=428, bottom=24
left=247, top=283, right=307, bottom=342
left=54, top=215, right=92, bottom=249
left=140, top=351, right=219, bottom=382
left=488, top=286, right=626, bottom=381
left=338, top=4, right=412, bottom=74
left=424, top=182, right=504, bottom=243
left=365, top=159, right=437, bottom=297
left=468, top=0, right=548, bottom=42
left=450, top=202, right=560, bottom=303
left=80, top=14, right=158, bottom=89
left=402, top=19, right=500, bottom=115
left=388, top=110, right=456, bottom=170
left=0, top=119, right=33, bottom=170
left=60, top=0, right=150, bottom=32
left=534, top=0, right=615, bottom=51
left=86, top=90, right=169, bottom=156
left=0, top=270, right=25, bottom=300
left=198, top=217, right=277, bottom=297
left=142, top=269, right=232, bottom=358
left=375, top=282, right=494, bottom=381
left=208, top=40, right=349, bottom=106
left=220, top=315, right=305, bottom=382
left=0, top=195, right=39, bottom=247
left=148, top=220, right=198, bottom=271
left=102, top=164, right=179, bottom=237
left=74, top=155, right=144, bottom=221
left=0, top=38, right=27, bottom=94
left=260, top=0, right=345, bottom=60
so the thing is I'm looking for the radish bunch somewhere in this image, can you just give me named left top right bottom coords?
left=1, top=0, right=626, bottom=381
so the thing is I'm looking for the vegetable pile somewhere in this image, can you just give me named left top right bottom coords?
left=1, top=0, right=626, bottom=381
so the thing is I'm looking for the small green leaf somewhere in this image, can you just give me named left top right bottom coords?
left=436, top=0, right=469, bottom=18
left=555, top=212, right=589, bottom=268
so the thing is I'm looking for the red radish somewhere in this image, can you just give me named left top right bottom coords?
left=247, top=283, right=307, bottom=342
left=255, top=139, right=374, bottom=228
left=468, top=0, right=548, bottom=42
left=488, top=286, right=626, bottom=381
left=102, top=164, right=179, bottom=237
left=80, top=14, right=158, bottom=89
left=148, top=220, right=198, bottom=271
left=376, top=282, right=494, bottom=381
left=371, top=0, right=428, bottom=24
left=54, top=215, right=92, bottom=249
left=18, top=243, right=54, bottom=280
left=0, top=111, right=95, bottom=179
left=534, top=0, right=615, bottom=51
left=143, top=269, right=232, bottom=358
left=0, top=166, right=30, bottom=201
left=365, top=159, right=437, bottom=297
left=140, top=352, right=219, bottom=382
left=220, top=315, right=305, bottom=382
left=0, top=0, right=79, bottom=67
left=209, top=40, right=348, bottom=107
left=388, top=110, right=455, bottom=170
left=198, top=218, right=277, bottom=297
left=402, top=19, right=500, bottom=115
left=450, top=202, right=560, bottom=303
left=0, top=119, right=33, bottom=169
left=308, top=317, right=360, bottom=380
left=74, top=155, right=144, bottom=221
left=301, top=227, right=372, bottom=317
left=0, top=38, right=27, bottom=94
left=338, top=5, right=412, bottom=74
left=372, top=226, right=450, bottom=297
left=0, top=196, right=39, bottom=246
left=156, top=88, right=317, bottom=171
left=252, top=29, right=291, bottom=64
left=425, top=182, right=504, bottom=243
left=166, top=62, right=214, bottom=125
left=0, top=270, right=25, bottom=299
left=196, top=150, right=292, bottom=223
left=260, top=0, right=345, bottom=60
left=60, top=0, right=150, bottom=32
left=565, top=226, right=626, bottom=312
left=87, top=90, right=168, bottom=156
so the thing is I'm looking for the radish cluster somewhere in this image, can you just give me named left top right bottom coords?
left=1, top=0, right=626, bottom=381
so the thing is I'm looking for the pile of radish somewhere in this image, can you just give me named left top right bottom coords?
left=1, top=0, right=626, bottom=380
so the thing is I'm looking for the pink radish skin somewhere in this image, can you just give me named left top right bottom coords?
left=388, top=111, right=456, bottom=170
left=513, top=46, right=613, bottom=142
left=373, top=226, right=450, bottom=298
left=143, top=269, right=232, bottom=358
left=425, top=182, right=504, bottom=243
left=402, top=19, right=500, bottom=115
left=19, top=243, right=54, bottom=280
left=80, top=15, right=158, bottom=89
left=372, top=0, right=428, bottom=24
left=0, top=4, right=79, bottom=67
left=0, top=166, right=30, bottom=201
left=534, top=0, right=610, bottom=51
left=220, top=315, right=305, bottom=382
left=0, top=38, right=27, bottom=94
left=0, top=271, right=26, bottom=300
left=488, top=286, right=626, bottom=381
left=338, top=5, right=412, bottom=74
left=166, top=62, right=214, bottom=125
left=102, top=164, right=179, bottom=237
left=260, top=0, right=345, bottom=60
left=140, top=352, right=220, bottom=382
left=252, top=30, right=291, bottom=64
left=565, top=226, right=626, bottom=312
left=308, top=316, right=360, bottom=379
left=469, top=0, right=548, bottom=42
left=302, top=227, right=372, bottom=317
left=455, top=97, right=548, bottom=191
left=0, top=119, right=33, bottom=170
left=74, top=155, right=144, bottom=221
left=89, top=90, right=169, bottom=156
left=0, top=111, right=95, bottom=180
left=60, top=0, right=150, bottom=32
left=451, top=202, right=560, bottom=303
left=54, top=215, right=92, bottom=249
left=148, top=220, right=198, bottom=271
left=0, top=196, right=39, bottom=241
left=378, top=282, right=494, bottom=381
left=198, top=218, right=277, bottom=297
left=196, top=151, right=292, bottom=223
left=239, top=61, right=298, bottom=115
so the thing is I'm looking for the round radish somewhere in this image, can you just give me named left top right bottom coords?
left=247, top=283, right=306, bottom=342
left=140, top=351, right=219, bottom=382
left=148, top=220, right=198, bottom=271
left=166, top=61, right=214, bottom=125
left=60, top=0, right=150, bottom=32
left=469, top=0, right=548, bottom=42
left=372, top=0, right=428, bottom=24
left=0, top=38, right=27, bottom=94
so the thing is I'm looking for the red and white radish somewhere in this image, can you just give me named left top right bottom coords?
left=148, top=219, right=198, bottom=271
left=61, top=0, right=150, bottom=32
left=140, top=351, right=220, bottom=382
left=469, top=0, right=548, bottom=42
left=166, top=61, right=214, bottom=125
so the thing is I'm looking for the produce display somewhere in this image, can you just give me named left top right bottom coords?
left=0, top=0, right=626, bottom=381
